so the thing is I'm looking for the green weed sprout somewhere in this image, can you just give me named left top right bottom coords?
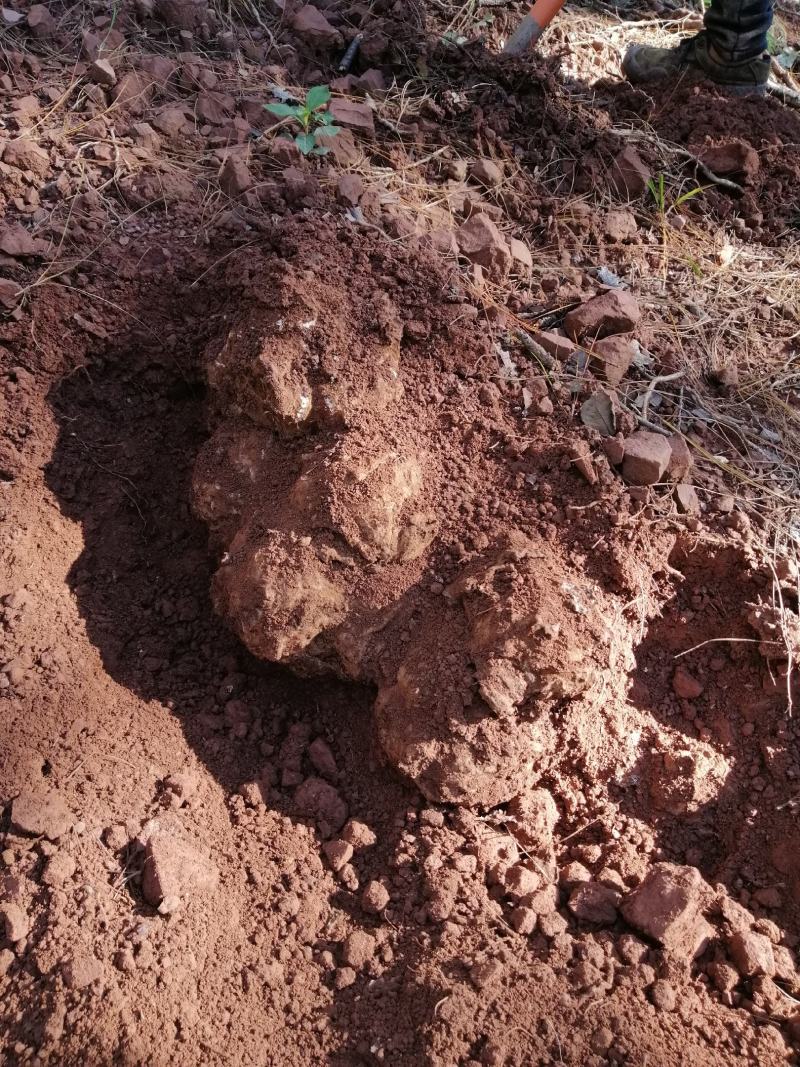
left=265, top=85, right=341, bottom=156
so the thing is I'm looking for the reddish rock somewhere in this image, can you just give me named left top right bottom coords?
left=457, top=214, right=512, bottom=281
left=152, top=107, right=192, bottom=138
left=341, top=819, right=376, bottom=849
left=141, top=831, right=219, bottom=906
left=322, top=838, right=353, bottom=871
left=502, top=865, right=541, bottom=900
left=219, top=155, right=253, bottom=197
left=591, top=335, right=635, bottom=387
left=667, top=434, right=692, bottom=479
left=328, top=99, right=374, bottom=135
left=357, top=69, right=386, bottom=93
left=650, top=979, right=677, bottom=1011
left=89, top=59, right=117, bottom=87
left=568, top=882, right=620, bottom=924
left=621, top=863, right=713, bottom=959
left=11, top=788, right=71, bottom=840
left=427, top=228, right=458, bottom=256
left=336, top=173, right=363, bottom=206
left=294, top=776, right=348, bottom=834
left=727, top=929, right=776, bottom=977
left=27, top=4, right=57, bottom=37
left=62, top=955, right=104, bottom=990
left=622, top=430, right=671, bottom=486
left=0, top=280, right=22, bottom=308
left=694, top=140, right=759, bottom=181
left=603, top=209, right=637, bottom=243
left=564, top=290, right=641, bottom=341
left=361, top=880, right=390, bottom=914
left=535, top=330, right=579, bottom=361
left=602, top=435, right=625, bottom=466
left=291, top=5, right=342, bottom=47
left=508, top=237, right=532, bottom=272
left=155, top=0, right=210, bottom=31
left=42, top=851, right=77, bottom=887
left=674, top=484, right=700, bottom=515
left=469, top=159, right=503, bottom=187
left=197, top=91, right=234, bottom=125
left=113, top=72, right=152, bottom=111
left=341, top=930, right=376, bottom=969
left=509, top=906, right=537, bottom=934
left=3, top=138, right=50, bottom=177
left=0, top=223, right=48, bottom=258
left=507, top=787, right=558, bottom=854
left=608, top=146, right=651, bottom=198
left=2, top=903, right=29, bottom=943
left=672, top=665, right=704, bottom=700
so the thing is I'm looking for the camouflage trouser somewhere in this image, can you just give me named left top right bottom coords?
left=704, top=0, right=773, bottom=61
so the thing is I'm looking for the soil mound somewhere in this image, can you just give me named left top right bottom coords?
left=192, top=219, right=623, bottom=806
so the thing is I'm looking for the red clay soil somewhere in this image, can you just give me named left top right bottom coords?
left=2, top=1, right=800, bottom=1065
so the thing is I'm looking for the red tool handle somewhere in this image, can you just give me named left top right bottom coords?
left=504, top=0, right=567, bottom=54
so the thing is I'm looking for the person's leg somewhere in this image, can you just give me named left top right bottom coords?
left=703, top=0, right=773, bottom=62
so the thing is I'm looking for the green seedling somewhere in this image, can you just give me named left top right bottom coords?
left=647, top=173, right=706, bottom=217
left=265, top=85, right=341, bottom=156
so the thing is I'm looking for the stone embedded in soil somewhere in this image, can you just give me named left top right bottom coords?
left=62, top=954, right=104, bottom=990
left=11, top=788, right=72, bottom=840
left=323, top=839, right=353, bottom=871
left=650, top=979, right=677, bottom=1012
left=341, top=820, right=376, bottom=850
left=2, top=138, right=50, bottom=177
left=568, top=882, right=620, bottom=924
left=469, top=159, right=503, bottom=187
left=603, top=209, right=637, bottom=243
left=693, top=139, right=760, bottom=181
left=508, top=237, right=532, bottom=272
left=294, top=777, right=348, bottom=835
left=667, top=435, right=692, bottom=480
left=2, top=903, right=29, bottom=943
left=727, top=929, right=776, bottom=977
left=308, top=737, right=338, bottom=781
left=563, top=290, right=641, bottom=341
left=219, top=155, right=253, bottom=197
left=510, top=906, right=537, bottom=935
left=622, top=431, right=671, bottom=486
left=608, top=146, right=651, bottom=198
left=141, top=830, right=220, bottom=907
left=328, top=99, right=374, bottom=135
left=621, top=863, right=714, bottom=959
left=649, top=746, right=728, bottom=816
left=456, top=214, right=512, bottom=281
left=89, top=59, right=117, bottom=87
left=361, top=880, right=390, bottom=914
left=536, top=330, right=579, bottom=361
left=672, top=666, right=703, bottom=700
left=42, top=851, right=77, bottom=887
left=675, top=483, right=701, bottom=515
left=591, top=335, right=635, bottom=387
left=336, top=173, right=363, bottom=206
left=27, top=3, right=57, bottom=37
left=507, top=788, right=558, bottom=856
left=291, top=4, right=343, bottom=47
left=341, top=930, right=376, bottom=969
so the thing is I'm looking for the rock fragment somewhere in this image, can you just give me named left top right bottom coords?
left=727, top=929, right=776, bottom=977
left=457, top=214, right=512, bottom=281
left=608, top=146, right=651, bottom=198
left=294, top=777, right=348, bottom=835
left=622, top=430, right=671, bottom=486
left=621, top=863, right=713, bottom=959
left=563, top=290, right=641, bottom=341
left=141, top=831, right=219, bottom=907
left=11, top=788, right=72, bottom=840
left=291, top=4, right=342, bottom=47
